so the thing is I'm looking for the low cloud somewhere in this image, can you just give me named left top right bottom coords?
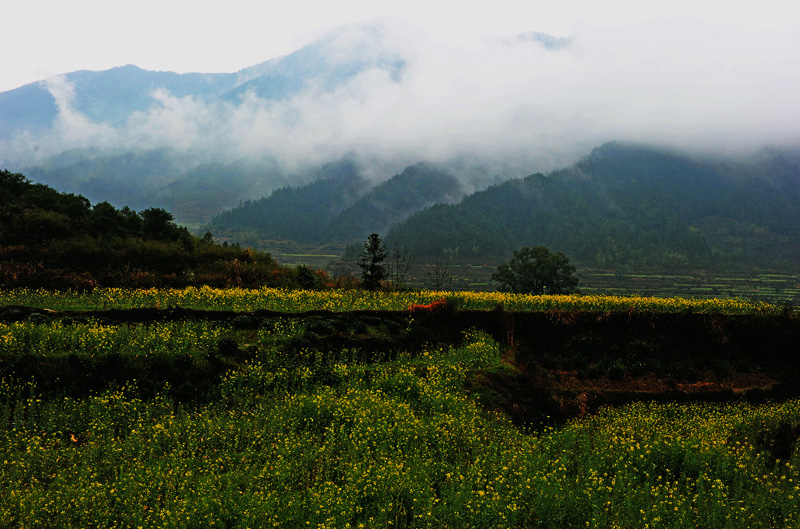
left=3, top=18, right=799, bottom=181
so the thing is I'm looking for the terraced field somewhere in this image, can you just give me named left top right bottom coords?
left=1, top=289, right=799, bottom=527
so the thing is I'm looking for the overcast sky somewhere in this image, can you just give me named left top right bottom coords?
left=5, top=0, right=798, bottom=93
left=3, top=0, right=799, bottom=172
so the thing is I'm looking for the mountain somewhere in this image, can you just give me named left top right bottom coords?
left=0, top=25, right=405, bottom=142
left=207, top=161, right=464, bottom=244
left=0, top=66, right=238, bottom=141
left=223, top=24, right=406, bottom=103
left=386, top=143, right=800, bottom=271
left=326, top=162, right=462, bottom=241
left=19, top=147, right=301, bottom=226
left=0, top=22, right=411, bottom=223
left=24, top=148, right=185, bottom=209
left=3, top=18, right=797, bottom=264
left=162, top=158, right=290, bottom=225
left=208, top=158, right=368, bottom=243
left=0, top=22, right=581, bottom=226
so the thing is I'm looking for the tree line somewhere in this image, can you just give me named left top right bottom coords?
left=1, top=170, right=580, bottom=293
left=356, top=232, right=578, bottom=294
left=0, top=170, right=335, bottom=290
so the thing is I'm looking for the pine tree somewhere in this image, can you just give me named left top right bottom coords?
left=358, top=233, right=387, bottom=291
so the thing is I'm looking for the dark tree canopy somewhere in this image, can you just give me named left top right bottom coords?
left=492, top=246, right=579, bottom=295
left=358, top=233, right=388, bottom=291
left=0, top=169, right=335, bottom=291
left=141, top=207, right=178, bottom=240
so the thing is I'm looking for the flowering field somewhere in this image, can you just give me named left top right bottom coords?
left=0, top=286, right=780, bottom=314
left=1, top=289, right=798, bottom=527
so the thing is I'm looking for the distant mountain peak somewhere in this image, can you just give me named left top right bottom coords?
left=513, top=31, right=573, bottom=50
left=226, top=20, right=409, bottom=102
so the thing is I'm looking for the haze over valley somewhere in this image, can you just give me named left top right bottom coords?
left=2, top=17, right=798, bottom=222
left=2, top=12, right=799, bottom=300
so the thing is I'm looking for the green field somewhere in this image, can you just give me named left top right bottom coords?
left=258, top=240, right=800, bottom=304
left=1, top=289, right=799, bottom=528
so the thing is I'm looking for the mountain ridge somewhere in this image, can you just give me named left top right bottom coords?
left=384, top=143, right=800, bottom=270
left=204, top=142, right=800, bottom=274
left=0, top=22, right=411, bottom=143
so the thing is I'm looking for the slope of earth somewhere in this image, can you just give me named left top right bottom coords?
left=1, top=305, right=796, bottom=425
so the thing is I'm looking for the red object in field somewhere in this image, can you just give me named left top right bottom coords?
left=408, top=298, right=448, bottom=313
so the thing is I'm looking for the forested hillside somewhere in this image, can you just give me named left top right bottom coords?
left=0, top=170, right=320, bottom=290
left=207, top=159, right=368, bottom=242
left=387, top=143, right=800, bottom=271
left=208, top=161, right=463, bottom=243
left=325, top=162, right=462, bottom=240
left=27, top=140, right=799, bottom=282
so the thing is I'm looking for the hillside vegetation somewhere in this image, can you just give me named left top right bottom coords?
left=388, top=143, right=800, bottom=270
left=0, top=170, right=324, bottom=290
left=205, top=143, right=800, bottom=278
left=208, top=161, right=462, bottom=244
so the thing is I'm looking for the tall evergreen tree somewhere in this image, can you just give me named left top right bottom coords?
left=358, top=233, right=387, bottom=291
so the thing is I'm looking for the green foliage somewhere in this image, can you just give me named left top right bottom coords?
left=0, top=300, right=799, bottom=527
left=358, top=233, right=388, bottom=291
left=140, top=207, right=179, bottom=240
left=388, top=143, right=800, bottom=272
left=210, top=161, right=463, bottom=245
left=0, top=170, right=330, bottom=290
left=326, top=162, right=461, bottom=241
left=492, top=246, right=579, bottom=294
left=208, top=158, right=366, bottom=243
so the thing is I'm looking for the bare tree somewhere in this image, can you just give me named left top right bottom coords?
left=425, top=259, right=455, bottom=291
left=389, top=241, right=414, bottom=290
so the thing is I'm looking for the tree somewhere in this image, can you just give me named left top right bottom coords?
left=91, top=201, right=125, bottom=237
left=425, top=259, right=456, bottom=291
left=140, top=207, right=176, bottom=240
left=358, top=233, right=388, bottom=291
left=296, top=265, right=323, bottom=290
left=388, top=241, right=414, bottom=290
left=492, top=246, right=579, bottom=295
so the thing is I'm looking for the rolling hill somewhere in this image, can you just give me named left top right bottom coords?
left=207, top=160, right=462, bottom=244
left=385, top=143, right=800, bottom=271
left=206, top=142, right=800, bottom=275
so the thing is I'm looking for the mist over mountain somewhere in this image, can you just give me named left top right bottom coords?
left=0, top=66, right=238, bottom=140
left=326, top=162, right=462, bottom=240
left=2, top=17, right=799, bottom=233
left=21, top=148, right=295, bottom=225
left=0, top=22, right=422, bottom=222
left=386, top=143, right=800, bottom=271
